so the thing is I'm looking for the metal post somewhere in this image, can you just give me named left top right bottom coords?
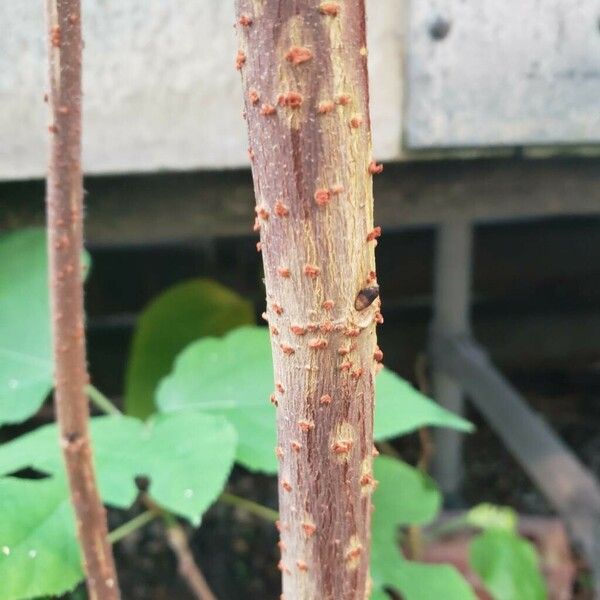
left=432, top=334, right=600, bottom=591
left=430, top=219, right=473, bottom=499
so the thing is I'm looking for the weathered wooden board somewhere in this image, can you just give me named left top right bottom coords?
left=432, top=335, right=600, bottom=588
left=406, top=0, right=600, bottom=148
left=2, top=158, right=599, bottom=245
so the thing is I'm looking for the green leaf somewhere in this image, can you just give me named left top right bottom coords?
left=372, top=456, right=441, bottom=535
left=0, top=228, right=90, bottom=427
left=470, top=529, right=547, bottom=600
left=0, top=476, right=82, bottom=600
left=124, top=279, right=254, bottom=419
left=375, top=368, right=473, bottom=440
left=0, top=229, right=52, bottom=427
left=467, top=503, right=518, bottom=532
left=0, top=412, right=237, bottom=524
left=157, top=327, right=276, bottom=473
left=371, top=456, right=441, bottom=582
left=380, top=561, right=477, bottom=600
left=157, top=326, right=472, bottom=474
left=371, top=456, right=476, bottom=600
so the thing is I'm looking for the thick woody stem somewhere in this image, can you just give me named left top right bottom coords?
left=45, top=2, right=120, bottom=598
left=235, top=2, right=382, bottom=598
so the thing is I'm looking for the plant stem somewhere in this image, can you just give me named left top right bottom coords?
left=45, top=1, right=120, bottom=597
left=424, top=514, right=471, bottom=542
left=377, top=441, right=401, bottom=459
left=86, top=384, right=122, bottom=416
left=219, top=492, right=279, bottom=523
left=139, top=494, right=219, bottom=600
left=165, top=525, right=219, bottom=600
left=236, top=3, right=380, bottom=596
left=414, top=354, right=434, bottom=472
left=108, top=510, right=158, bottom=544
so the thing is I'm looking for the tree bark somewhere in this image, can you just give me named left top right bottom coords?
left=45, top=2, right=120, bottom=598
left=235, top=3, right=382, bottom=598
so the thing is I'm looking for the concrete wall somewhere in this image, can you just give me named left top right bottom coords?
left=1, top=1, right=598, bottom=181
left=406, top=0, right=600, bottom=148
left=0, top=1, right=403, bottom=180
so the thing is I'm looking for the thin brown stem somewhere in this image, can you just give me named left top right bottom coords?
left=45, top=1, right=120, bottom=598
left=165, top=525, right=219, bottom=600
left=219, top=491, right=279, bottom=522
left=377, top=441, right=401, bottom=459
left=405, top=526, right=425, bottom=561
left=108, top=510, right=158, bottom=545
left=415, top=353, right=434, bottom=472
left=141, top=494, right=218, bottom=600
left=86, top=383, right=122, bottom=416
left=404, top=354, right=434, bottom=560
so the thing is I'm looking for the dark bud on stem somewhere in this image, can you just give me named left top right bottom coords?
left=134, top=475, right=151, bottom=492
left=354, top=285, right=380, bottom=311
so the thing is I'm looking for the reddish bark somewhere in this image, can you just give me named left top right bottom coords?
left=45, top=1, right=120, bottom=598
left=235, top=2, right=381, bottom=597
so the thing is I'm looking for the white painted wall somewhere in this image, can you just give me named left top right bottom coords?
left=0, top=1, right=402, bottom=180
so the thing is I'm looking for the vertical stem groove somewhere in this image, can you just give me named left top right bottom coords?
left=235, top=2, right=381, bottom=598
left=45, top=2, right=120, bottom=598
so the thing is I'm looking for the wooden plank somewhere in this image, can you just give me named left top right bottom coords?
left=431, top=334, right=600, bottom=589
left=1, top=157, right=599, bottom=246
left=430, top=220, right=472, bottom=496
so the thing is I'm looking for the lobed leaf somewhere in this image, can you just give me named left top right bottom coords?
left=374, top=367, right=473, bottom=440
left=0, top=477, right=82, bottom=600
left=470, top=529, right=547, bottom=600
left=0, top=229, right=53, bottom=427
left=0, top=412, right=237, bottom=524
left=376, top=561, right=478, bottom=600
left=124, top=278, right=253, bottom=419
left=466, top=503, right=518, bottom=532
left=371, top=456, right=476, bottom=600
left=156, top=327, right=276, bottom=472
left=157, top=326, right=472, bottom=474
left=0, top=228, right=89, bottom=427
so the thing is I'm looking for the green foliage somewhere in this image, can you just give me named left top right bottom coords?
left=372, top=456, right=441, bottom=530
left=382, top=561, right=478, bottom=600
left=0, top=228, right=90, bottom=427
left=0, top=477, right=82, bottom=600
left=0, top=412, right=237, bottom=524
left=157, top=326, right=472, bottom=473
left=462, top=503, right=547, bottom=600
left=156, top=327, right=276, bottom=472
left=0, top=229, right=481, bottom=599
left=467, top=503, right=518, bottom=532
left=470, top=529, right=547, bottom=600
left=371, top=456, right=476, bottom=600
left=375, top=368, right=473, bottom=439
left=124, top=279, right=254, bottom=419
left=0, top=229, right=52, bottom=427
